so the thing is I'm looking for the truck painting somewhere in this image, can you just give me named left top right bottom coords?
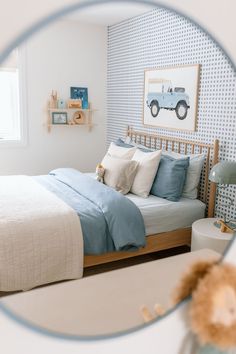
left=146, top=79, right=190, bottom=120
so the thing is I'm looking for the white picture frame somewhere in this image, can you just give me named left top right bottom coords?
left=143, top=64, right=200, bottom=131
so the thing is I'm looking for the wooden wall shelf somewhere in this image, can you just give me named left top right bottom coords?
left=48, top=108, right=96, bottom=113
left=47, top=104, right=97, bottom=133
left=47, top=123, right=95, bottom=131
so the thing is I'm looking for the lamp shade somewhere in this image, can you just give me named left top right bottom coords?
left=209, top=161, right=236, bottom=184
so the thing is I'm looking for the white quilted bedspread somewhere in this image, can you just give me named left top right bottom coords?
left=0, top=176, right=83, bottom=291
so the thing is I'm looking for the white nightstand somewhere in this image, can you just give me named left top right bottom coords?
left=191, top=218, right=233, bottom=254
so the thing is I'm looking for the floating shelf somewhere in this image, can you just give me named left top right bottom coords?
left=48, top=108, right=97, bottom=112
left=47, top=104, right=97, bottom=133
left=47, top=123, right=95, bottom=131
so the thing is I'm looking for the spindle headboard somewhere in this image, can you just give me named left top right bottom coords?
left=126, top=126, right=219, bottom=217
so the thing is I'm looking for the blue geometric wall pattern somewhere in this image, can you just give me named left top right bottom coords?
left=107, top=8, right=236, bottom=221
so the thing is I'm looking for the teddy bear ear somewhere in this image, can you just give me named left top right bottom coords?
left=172, top=259, right=217, bottom=305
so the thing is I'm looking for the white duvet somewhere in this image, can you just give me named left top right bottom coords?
left=0, top=176, right=83, bottom=292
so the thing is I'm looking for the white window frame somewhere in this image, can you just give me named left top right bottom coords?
left=0, top=46, right=28, bottom=148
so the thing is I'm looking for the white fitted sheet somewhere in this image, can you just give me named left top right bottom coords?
left=126, top=193, right=206, bottom=236
left=85, top=173, right=206, bottom=236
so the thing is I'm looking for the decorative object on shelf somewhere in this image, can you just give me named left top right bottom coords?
left=68, top=99, right=82, bottom=109
left=70, top=87, right=88, bottom=109
left=209, top=161, right=236, bottom=233
left=143, top=64, right=200, bottom=131
left=52, top=112, right=68, bottom=125
left=72, top=111, right=85, bottom=125
left=50, top=90, right=57, bottom=109
left=57, top=99, right=66, bottom=109
left=95, top=164, right=105, bottom=183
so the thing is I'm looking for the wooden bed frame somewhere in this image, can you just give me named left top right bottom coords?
left=84, top=127, right=219, bottom=268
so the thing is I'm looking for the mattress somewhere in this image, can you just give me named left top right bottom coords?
left=86, top=173, right=206, bottom=236
left=126, top=193, right=206, bottom=236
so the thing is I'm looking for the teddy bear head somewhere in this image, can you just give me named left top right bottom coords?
left=173, top=261, right=236, bottom=350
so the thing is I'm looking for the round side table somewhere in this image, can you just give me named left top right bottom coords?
left=191, top=218, right=233, bottom=254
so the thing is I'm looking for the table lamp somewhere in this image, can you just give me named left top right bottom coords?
left=209, top=161, right=236, bottom=233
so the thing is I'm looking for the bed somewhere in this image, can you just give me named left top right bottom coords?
left=83, top=127, right=219, bottom=267
left=0, top=127, right=219, bottom=291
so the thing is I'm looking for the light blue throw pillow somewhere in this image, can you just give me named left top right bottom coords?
left=151, top=155, right=190, bottom=202
left=115, top=138, right=153, bottom=152
left=115, top=138, right=134, bottom=148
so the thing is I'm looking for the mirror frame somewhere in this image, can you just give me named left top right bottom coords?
left=0, top=0, right=235, bottom=342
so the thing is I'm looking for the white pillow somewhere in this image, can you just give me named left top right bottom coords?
left=107, top=142, right=136, bottom=160
left=102, top=155, right=138, bottom=195
left=131, top=149, right=162, bottom=198
left=163, top=151, right=205, bottom=199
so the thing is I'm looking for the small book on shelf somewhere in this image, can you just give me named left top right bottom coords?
left=70, top=87, right=88, bottom=109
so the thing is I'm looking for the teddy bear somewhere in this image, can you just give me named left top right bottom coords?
left=95, top=164, right=105, bottom=183
left=141, top=260, right=236, bottom=354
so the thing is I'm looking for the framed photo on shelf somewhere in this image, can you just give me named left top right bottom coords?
left=52, top=112, right=68, bottom=125
left=70, top=87, right=89, bottom=109
left=143, top=64, right=200, bottom=131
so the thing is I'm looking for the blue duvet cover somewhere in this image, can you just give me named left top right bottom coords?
left=34, top=168, right=146, bottom=255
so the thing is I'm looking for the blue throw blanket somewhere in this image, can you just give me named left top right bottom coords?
left=35, top=168, right=146, bottom=255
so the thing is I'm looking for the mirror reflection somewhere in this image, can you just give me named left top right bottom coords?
left=0, top=1, right=235, bottom=337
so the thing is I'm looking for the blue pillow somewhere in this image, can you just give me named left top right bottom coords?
left=115, top=138, right=152, bottom=152
left=115, top=138, right=134, bottom=148
left=151, top=155, right=190, bottom=202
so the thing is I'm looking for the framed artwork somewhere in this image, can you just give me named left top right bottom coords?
left=52, top=112, right=68, bottom=125
left=143, top=64, right=200, bottom=131
left=70, top=87, right=89, bottom=109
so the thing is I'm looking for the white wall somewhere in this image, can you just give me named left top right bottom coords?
left=0, top=20, right=107, bottom=175
left=0, top=0, right=236, bottom=64
left=0, top=1, right=235, bottom=176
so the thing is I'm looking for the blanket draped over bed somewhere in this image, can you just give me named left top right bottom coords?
left=36, top=168, right=146, bottom=255
left=0, top=176, right=83, bottom=292
left=0, top=170, right=145, bottom=291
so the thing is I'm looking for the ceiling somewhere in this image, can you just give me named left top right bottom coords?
left=63, top=2, right=156, bottom=26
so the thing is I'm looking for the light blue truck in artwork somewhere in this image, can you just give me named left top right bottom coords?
left=146, top=79, right=190, bottom=120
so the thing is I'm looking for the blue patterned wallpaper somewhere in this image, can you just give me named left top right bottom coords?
left=107, top=8, right=236, bottom=221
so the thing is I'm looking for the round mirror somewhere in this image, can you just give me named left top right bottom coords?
left=0, top=0, right=235, bottom=341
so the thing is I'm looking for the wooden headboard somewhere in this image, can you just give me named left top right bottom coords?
left=126, top=126, right=219, bottom=218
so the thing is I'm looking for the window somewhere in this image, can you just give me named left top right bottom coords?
left=0, top=48, right=27, bottom=146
